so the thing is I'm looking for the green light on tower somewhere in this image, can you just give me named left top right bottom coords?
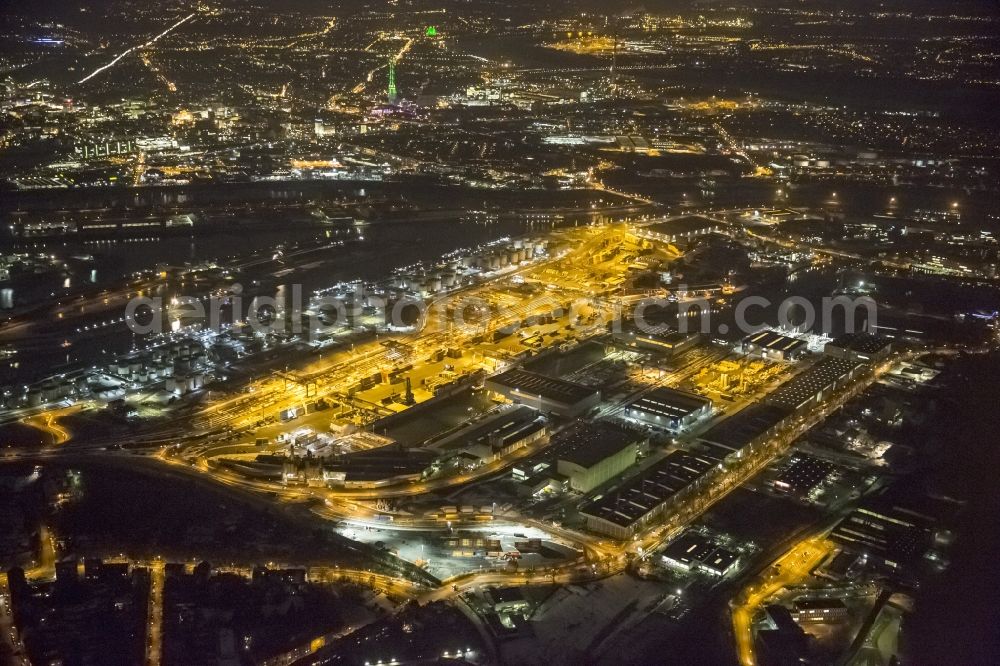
left=425, top=25, right=438, bottom=37
left=387, top=59, right=397, bottom=103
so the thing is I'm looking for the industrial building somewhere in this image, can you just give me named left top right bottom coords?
left=660, top=530, right=740, bottom=577
left=758, top=605, right=811, bottom=665
left=487, top=587, right=531, bottom=614
left=432, top=406, right=548, bottom=465
left=661, top=531, right=714, bottom=570
left=765, top=357, right=862, bottom=412
left=322, top=446, right=437, bottom=488
left=636, top=216, right=722, bottom=244
left=443, top=533, right=503, bottom=558
left=553, top=421, right=645, bottom=493
left=791, top=597, right=849, bottom=623
left=700, top=547, right=740, bottom=577
left=624, top=386, right=712, bottom=431
left=741, top=330, right=809, bottom=361
left=579, top=451, right=717, bottom=539
left=773, top=454, right=836, bottom=498
left=614, top=328, right=701, bottom=357
left=511, top=461, right=566, bottom=497
left=697, top=404, right=792, bottom=462
left=830, top=500, right=935, bottom=571
left=824, top=332, right=892, bottom=364
left=485, top=368, right=601, bottom=417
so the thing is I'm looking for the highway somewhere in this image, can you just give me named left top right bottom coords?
left=78, top=11, right=200, bottom=84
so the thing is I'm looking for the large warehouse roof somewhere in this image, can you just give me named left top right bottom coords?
left=743, top=330, right=808, bottom=355
left=486, top=368, right=599, bottom=406
left=627, top=386, right=711, bottom=421
left=579, top=451, right=716, bottom=529
left=698, top=403, right=791, bottom=454
left=765, top=357, right=860, bottom=411
left=324, top=446, right=437, bottom=482
left=827, top=332, right=892, bottom=356
left=553, top=420, right=640, bottom=469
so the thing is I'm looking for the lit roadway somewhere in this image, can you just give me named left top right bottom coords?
left=731, top=536, right=834, bottom=666
left=591, top=178, right=657, bottom=206
left=93, top=557, right=418, bottom=666
left=0, top=572, right=29, bottom=666
left=742, top=226, right=913, bottom=271
left=19, top=406, right=77, bottom=446
left=146, top=560, right=165, bottom=666
left=77, top=10, right=201, bottom=84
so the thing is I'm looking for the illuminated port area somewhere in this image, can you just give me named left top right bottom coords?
left=1, top=1, right=999, bottom=665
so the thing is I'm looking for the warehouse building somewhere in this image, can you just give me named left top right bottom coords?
left=660, top=530, right=741, bottom=577
left=554, top=421, right=645, bottom=493
left=636, top=216, right=723, bottom=244
left=830, top=500, right=935, bottom=571
left=624, top=386, right=712, bottom=432
left=765, top=357, right=861, bottom=412
left=700, top=547, right=740, bottom=577
left=511, top=461, right=566, bottom=497
left=824, top=332, right=892, bottom=365
left=661, top=531, right=714, bottom=570
left=697, top=403, right=792, bottom=462
left=773, top=454, right=836, bottom=498
left=322, top=447, right=437, bottom=488
left=432, top=406, right=548, bottom=465
left=614, top=328, right=701, bottom=357
left=485, top=368, right=601, bottom=417
left=579, top=451, right=717, bottom=539
left=741, top=330, right=809, bottom=361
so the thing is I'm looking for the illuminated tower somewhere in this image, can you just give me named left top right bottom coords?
left=387, top=59, right=398, bottom=104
